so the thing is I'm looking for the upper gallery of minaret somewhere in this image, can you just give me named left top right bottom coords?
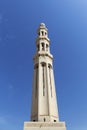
left=34, top=23, right=53, bottom=58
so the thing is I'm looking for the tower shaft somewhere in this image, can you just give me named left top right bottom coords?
left=31, top=23, right=59, bottom=122
left=24, top=23, right=66, bottom=130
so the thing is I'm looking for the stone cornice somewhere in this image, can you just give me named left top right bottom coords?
left=33, top=52, right=53, bottom=60
left=24, top=122, right=66, bottom=127
left=36, top=37, right=50, bottom=44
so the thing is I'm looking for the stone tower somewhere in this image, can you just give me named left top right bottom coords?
left=31, top=23, right=58, bottom=122
left=24, top=23, right=66, bottom=130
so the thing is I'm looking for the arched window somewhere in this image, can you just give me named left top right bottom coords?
left=41, top=62, right=46, bottom=96
left=41, top=31, right=44, bottom=36
left=48, top=64, right=52, bottom=69
left=41, top=62, right=46, bottom=66
left=48, top=64, right=52, bottom=97
left=44, top=118, right=46, bottom=122
left=45, top=32, right=47, bottom=36
left=46, top=44, right=48, bottom=51
left=41, top=43, right=45, bottom=51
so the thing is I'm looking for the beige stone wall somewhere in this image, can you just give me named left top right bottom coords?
left=31, top=23, right=59, bottom=122
left=24, top=122, right=66, bottom=130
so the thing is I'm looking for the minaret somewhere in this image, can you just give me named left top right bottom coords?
left=24, top=23, right=66, bottom=130
left=31, top=23, right=59, bottom=122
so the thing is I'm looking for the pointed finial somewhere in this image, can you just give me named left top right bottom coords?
left=38, top=23, right=48, bottom=31
left=40, top=23, right=45, bottom=27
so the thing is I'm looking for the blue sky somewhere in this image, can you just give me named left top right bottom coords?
left=0, top=0, right=87, bottom=130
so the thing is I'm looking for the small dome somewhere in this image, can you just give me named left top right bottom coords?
left=37, top=23, right=48, bottom=31
left=40, top=23, right=45, bottom=27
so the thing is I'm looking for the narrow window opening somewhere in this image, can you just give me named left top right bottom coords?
left=48, top=65, right=52, bottom=97
left=54, top=120, right=56, bottom=122
left=42, top=43, right=44, bottom=50
left=42, top=31, right=44, bottom=36
left=46, top=44, right=48, bottom=51
left=33, top=120, right=36, bottom=122
left=44, top=118, right=46, bottom=122
left=42, top=64, right=45, bottom=96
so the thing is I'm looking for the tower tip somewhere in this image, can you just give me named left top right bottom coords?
left=40, top=23, right=46, bottom=27
left=38, top=23, right=48, bottom=31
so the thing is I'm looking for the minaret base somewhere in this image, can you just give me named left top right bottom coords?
left=24, top=122, right=66, bottom=130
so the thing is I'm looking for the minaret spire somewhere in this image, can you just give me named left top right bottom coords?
left=36, top=23, right=50, bottom=54
left=31, top=23, right=59, bottom=122
left=24, top=23, right=66, bottom=130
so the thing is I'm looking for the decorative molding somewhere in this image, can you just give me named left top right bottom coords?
left=24, top=122, right=66, bottom=127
